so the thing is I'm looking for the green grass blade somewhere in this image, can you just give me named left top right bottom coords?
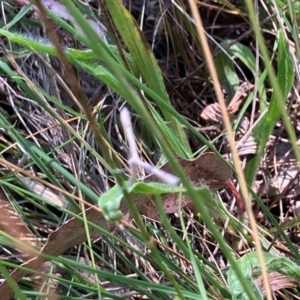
left=104, top=0, right=191, bottom=154
left=244, top=29, right=294, bottom=185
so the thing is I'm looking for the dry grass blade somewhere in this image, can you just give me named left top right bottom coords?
left=18, top=177, right=69, bottom=208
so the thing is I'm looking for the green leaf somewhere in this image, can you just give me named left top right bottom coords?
left=266, top=255, right=300, bottom=279
left=244, top=29, right=294, bottom=185
left=214, top=48, right=240, bottom=100
left=215, top=40, right=267, bottom=108
left=99, top=184, right=125, bottom=222
left=68, top=46, right=139, bottom=77
left=104, top=0, right=191, bottom=155
left=224, top=41, right=267, bottom=110
left=228, top=252, right=272, bottom=300
left=0, top=29, right=140, bottom=103
left=98, top=181, right=227, bottom=222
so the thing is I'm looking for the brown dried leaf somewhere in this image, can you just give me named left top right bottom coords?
left=236, top=117, right=257, bottom=156
left=0, top=186, right=40, bottom=260
left=274, top=140, right=300, bottom=196
left=162, top=152, right=232, bottom=190
left=0, top=152, right=232, bottom=299
left=254, top=272, right=298, bottom=296
left=200, top=82, right=253, bottom=122
left=253, top=139, right=300, bottom=198
left=200, top=102, right=222, bottom=122
left=140, top=152, right=232, bottom=217
left=227, top=82, right=253, bottom=114
left=160, top=194, right=192, bottom=214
